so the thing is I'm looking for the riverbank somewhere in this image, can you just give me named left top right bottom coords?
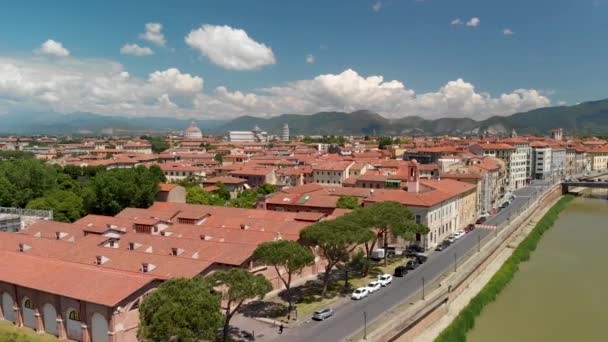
left=434, top=195, right=574, bottom=342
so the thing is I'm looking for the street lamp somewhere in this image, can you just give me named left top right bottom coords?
left=453, top=252, right=457, bottom=272
left=478, top=234, right=481, bottom=252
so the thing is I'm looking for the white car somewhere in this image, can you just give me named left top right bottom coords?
left=351, top=287, right=369, bottom=300
left=446, top=234, right=457, bottom=243
left=377, top=274, right=393, bottom=286
left=453, top=230, right=466, bottom=239
left=367, top=281, right=381, bottom=293
left=479, top=212, right=490, bottom=218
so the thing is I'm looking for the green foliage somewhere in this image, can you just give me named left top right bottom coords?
left=206, top=269, right=273, bottom=342
left=84, top=166, right=162, bottom=215
left=337, top=195, right=359, bottom=209
left=186, top=186, right=226, bottom=206
left=436, top=195, right=574, bottom=342
left=256, top=183, right=278, bottom=195
left=141, top=135, right=169, bottom=154
left=302, top=135, right=346, bottom=146
left=214, top=152, right=227, bottom=165
left=300, top=216, right=375, bottom=296
left=138, top=278, right=222, bottom=342
left=253, top=240, right=314, bottom=309
left=348, top=250, right=373, bottom=276
left=0, top=150, right=35, bottom=160
left=26, top=190, right=84, bottom=222
left=378, top=136, right=400, bottom=150
left=0, top=159, right=58, bottom=207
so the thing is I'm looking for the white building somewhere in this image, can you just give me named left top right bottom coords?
left=184, top=121, right=203, bottom=139
left=470, top=143, right=527, bottom=190
left=551, top=147, right=566, bottom=179
left=282, top=124, right=290, bottom=142
left=531, top=143, right=552, bottom=179
left=228, top=126, right=268, bottom=142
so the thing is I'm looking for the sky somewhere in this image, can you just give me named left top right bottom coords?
left=0, top=0, right=606, bottom=121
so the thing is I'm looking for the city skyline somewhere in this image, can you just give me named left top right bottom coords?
left=0, top=0, right=606, bottom=120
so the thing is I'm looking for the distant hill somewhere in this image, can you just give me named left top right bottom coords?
left=217, top=99, right=608, bottom=136
left=0, top=112, right=226, bottom=135
left=1, top=98, right=607, bottom=136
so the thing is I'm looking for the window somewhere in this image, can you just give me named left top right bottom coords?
left=68, top=310, right=80, bottom=321
left=23, top=298, right=33, bottom=309
left=415, top=215, right=421, bottom=224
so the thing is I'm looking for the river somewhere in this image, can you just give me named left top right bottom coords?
left=468, top=190, right=608, bottom=342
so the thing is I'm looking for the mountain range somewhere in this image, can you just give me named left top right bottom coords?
left=1, top=98, right=607, bottom=136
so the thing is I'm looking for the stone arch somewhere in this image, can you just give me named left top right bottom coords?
left=91, top=312, right=109, bottom=342
left=66, top=308, right=82, bottom=341
left=1, top=292, right=15, bottom=323
left=42, top=303, right=58, bottom=336
left=21, top=297, right=36, bottom=329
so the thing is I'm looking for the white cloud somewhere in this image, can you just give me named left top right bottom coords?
left=36, top=39, right=70, bottom=57
left=306, top=54, right=315, bottom=64
left=185, top=24, right=276, bottom=70
left=451, top=18, right=462, bottom=25
left=148, top=68, right=203, bottom=93
left=120, top=43, right=154, bottom=56
left=0, top=57, right=550, bottom=120
left=466, top=17, right=480, bottom=27
left=372, top=2, right=382, bottom=12
left=140, top=22, right=166, bottom=46
left=502, top=28, right=514, bottom=36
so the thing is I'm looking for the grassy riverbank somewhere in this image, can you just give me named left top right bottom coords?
left=435, top=195, right=574, bottom=342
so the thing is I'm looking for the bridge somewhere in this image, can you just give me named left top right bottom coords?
left=561, top=181, right=608, bottom=194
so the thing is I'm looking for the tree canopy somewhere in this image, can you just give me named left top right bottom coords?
left=26, top=190, right=84, bottom=222
left=300, top=216, right=375, bottom=296
left=337, top=195, right=359, bottom=209
left=205, top=269, right=273, bottom=342
left=253, top=240, right=314, bottom=310
left=138, top=278, right=223, bottom=342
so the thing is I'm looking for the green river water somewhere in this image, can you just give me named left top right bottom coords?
left=468, top=191, right=608, bottom=342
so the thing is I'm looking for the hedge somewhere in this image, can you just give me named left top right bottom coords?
left=435, top=195, right=574, bottom=342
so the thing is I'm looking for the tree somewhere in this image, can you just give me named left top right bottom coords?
left=84, top=166, right=162, bottom=215
left=26, top=190, right=85, bottom=222
left=337, top=195, right=359, bottom=209
left=138, top=278, right=223, bottom=342
left=206, top=269, right=272, bottom=342
left=357, top=201, right=429, bottom=265
left=256, top=183, right=278, bottom=195
left=0, top=159, right=58, bottom=207
left=300, top=216, right=375, bottom=296
left=253, top=240, right=314, bottom=312
left=142, top=135, right=170, bottom=154
left=378, top=136, right=395, bottom=150
left=214, top=152, right=227, bottom=165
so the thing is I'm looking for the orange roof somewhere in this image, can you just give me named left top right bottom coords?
left=0, top=250, right=155, bottom=307
left=159, top=183, right=177, bottom=192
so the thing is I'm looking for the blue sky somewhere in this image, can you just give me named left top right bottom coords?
left=0, top=0, right=605, bottom=120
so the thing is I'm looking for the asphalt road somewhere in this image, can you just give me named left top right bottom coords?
left=278, top=182, right=550, bottom=342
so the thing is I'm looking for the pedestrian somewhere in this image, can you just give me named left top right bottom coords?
left=278, top=324, right=284, bottom=334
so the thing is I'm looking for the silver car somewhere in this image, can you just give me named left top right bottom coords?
left=312, top=308, right=335, bottom=321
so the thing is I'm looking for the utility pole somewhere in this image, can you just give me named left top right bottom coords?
left=478, top=234, right=481, bottom=252
left=454, top=252, right=457, bottom=272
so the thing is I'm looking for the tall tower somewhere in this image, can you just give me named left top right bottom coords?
left=282, top=123, right=289, bottom=142
left=551, top=128, right=563, bottom=141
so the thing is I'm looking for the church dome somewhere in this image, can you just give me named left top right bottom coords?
left=184, top=121, right=202, bottom=138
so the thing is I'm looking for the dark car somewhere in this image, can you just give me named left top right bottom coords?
left=406, top=244, right=425, bottom=253
left=464, top=223, right=475, bottom=233
left=394, top=265, right=409, bottom=277
left=415, top=254, right=428, bottom=264
left=476, top=217, right=487, bottom=224
left=405, top=259, right=420, bottom=270
left=436, top=240, right=451, bottom=251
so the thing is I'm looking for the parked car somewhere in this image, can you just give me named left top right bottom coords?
left=377, top=274, right=393, bottom=286
left=405, top=259, right=420, bottom=270
left=464, top=223, right=475, bottom=233
left=394, top=265, right=409, bottom=277
left=446, top=234, right=458, bottom=243
left=415, top=254, right=428, bottom=264
left=500, top=201, right=510, bottom=209
left=479, top=212, right=490, bottom=218
left=406, top=244, right=425, bottom=253
left=453, top=230, right=466, bottom=240
left=385, top=245, right=404, bottom=256
left=367, top=281, right=381, bottom=293
left=312, top=308, right=334, bottom=321
left=476, top=217, right=487, bottom=224
left=436, top=240, right=451, bottom=251
left=351, top=287, right=369, bottom=300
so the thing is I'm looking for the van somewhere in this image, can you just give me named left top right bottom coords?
left=371, top=248, right=385, bottom=261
